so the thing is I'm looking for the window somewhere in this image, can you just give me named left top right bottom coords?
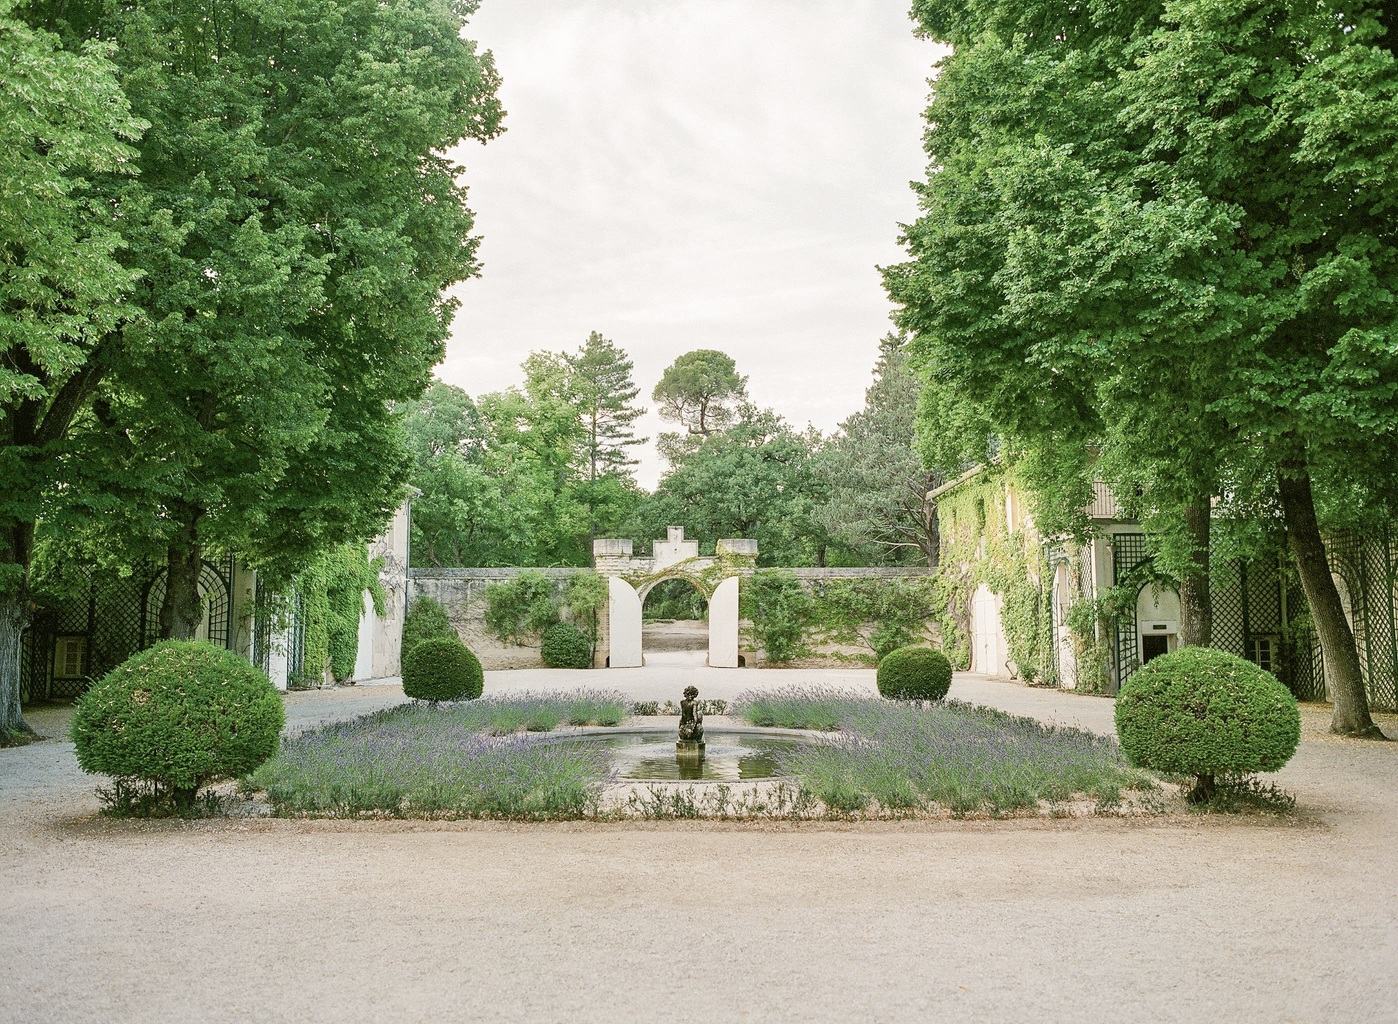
left=1248, top=637, right=1274, bottom=674
left=53, top=636, right=87, bottom=679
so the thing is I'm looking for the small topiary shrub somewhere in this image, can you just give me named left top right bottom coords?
left=876, top=646, right=953, bottom=701
left=71, top=640, right=285, bottom=811
left=402, top=596, right=456, bottom=655
left=402, top=636, right=483, bottom=702
left=1115, top=646, right=1300, bottom=803
left=540, top=622, right=592, bottom=669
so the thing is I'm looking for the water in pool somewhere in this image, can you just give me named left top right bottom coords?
left=593, top=731, right=799, bottom=781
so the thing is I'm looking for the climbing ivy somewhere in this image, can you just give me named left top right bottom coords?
left=294, top=544, right=386, bottom=686
left=935, top=466, right=1054, bottom=681
left=740, top=569, right=944, bottom=665
left=484, top=570, right=608, bottom=651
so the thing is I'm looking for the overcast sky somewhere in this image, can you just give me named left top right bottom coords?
left=441, top=0, right=943, bottom=489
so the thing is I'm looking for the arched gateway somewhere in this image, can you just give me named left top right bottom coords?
left=595, top=528, right=755, bottom=668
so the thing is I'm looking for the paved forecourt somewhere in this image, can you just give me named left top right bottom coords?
left=3, top=666, right=1397, bottom=1024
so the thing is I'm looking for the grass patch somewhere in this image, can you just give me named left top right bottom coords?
left=737, top=688, right=1157, bottom=815
left=248, top=702, right=614, bottom=818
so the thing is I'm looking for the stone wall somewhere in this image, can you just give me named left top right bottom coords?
left=408, top=568, right=578, bottom=670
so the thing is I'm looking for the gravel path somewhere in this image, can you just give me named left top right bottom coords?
left=3, top=668, right=1397, bottom=1024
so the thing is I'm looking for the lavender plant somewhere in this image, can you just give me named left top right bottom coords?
left=250, top=711, right=613, bottom=818
left=737, top=688, right=1155, bottom=814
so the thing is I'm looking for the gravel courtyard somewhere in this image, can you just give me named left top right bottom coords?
left=3, top=666, right=1397, bottom=1024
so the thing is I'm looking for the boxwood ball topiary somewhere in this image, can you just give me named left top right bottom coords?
left=540, top=622, right=592, bottom=669
left=71, top=640, right=285, bottom=805
left=1115, top=646, right=1300, bottom=802
left=402, top=636, right=483, bottom=702
left=877, top=645, right=953, bottom=701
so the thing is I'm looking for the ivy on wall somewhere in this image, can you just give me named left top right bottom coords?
left=484, top=570, right=608, bottom=651
left=294, top=544, right=386, bottom=685
left=935, top=466, right=1054, bottom=681
left=740, top=569, right=944, bottom=665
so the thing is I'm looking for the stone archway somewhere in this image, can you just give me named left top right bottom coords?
left=595, top=528, right=754, bottom=668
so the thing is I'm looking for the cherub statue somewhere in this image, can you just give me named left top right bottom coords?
left=677, top=685, right=704, bottom=743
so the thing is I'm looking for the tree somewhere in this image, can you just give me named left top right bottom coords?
left=886, top=0, right=1227, bottom=647
left=43, top=0, right=504, bottom=637
left=523, top=332, right=646, bottom=557
left=628, top=406, right=831, bottom=566
left=815, top=334, right=942, bottom=567
left=0, top=11, right=144, bottom=741
left=569, top=332, right=646, bottom=483
left=889, top=0, right=1398, bottom=736
left=652, top=348, right=748, bottom=447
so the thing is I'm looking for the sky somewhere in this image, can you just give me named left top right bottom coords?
left=441, top=0, right=944, bottom=489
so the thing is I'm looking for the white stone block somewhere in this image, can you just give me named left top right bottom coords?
left=607, top=576, right=643, bottom=668
left=708, top=576, right=740, bottom=668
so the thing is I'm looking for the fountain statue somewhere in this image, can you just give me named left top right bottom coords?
left=676, top=685, right=705, bottom=755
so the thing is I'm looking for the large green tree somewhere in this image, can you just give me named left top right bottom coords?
left=652, top=348, right=748, bottom=462
left=815, top=334, right=942, bottom=567
left=44, top=0, right=504, bottom=638
left=0, top=8, right=144, bottom=740
left=629, top=407, right=831, bottom=566
left=889, top=0, right=1398, bottom=735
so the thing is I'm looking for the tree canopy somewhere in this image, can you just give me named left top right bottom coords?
left=888, top=0, right=1398, bottom=735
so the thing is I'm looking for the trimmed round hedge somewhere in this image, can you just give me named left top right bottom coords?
left=71, top=640, right=285, bottom=803
left=540, top=623, right=592, bottom=669
left=877, top=645, right=953, bottom=701
left=403, top=636, right=483, bottom=702
left=1115, top=646, right=1300, bottom=801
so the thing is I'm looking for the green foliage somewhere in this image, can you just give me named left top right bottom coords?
left=484, top=571, right=559, bottom=646
left=652, top=348, right=748, bottom=438
left=815, top=577, right=939, bottom=662
left=401, top=636, right=483, bottom=703
left=629, top=407, right=832, bottom=567
left=71, top=641, right=284, bottom=809
left=876, top=646, right=953, bottom=701
left=741, top=570, right=944, bottom=665
left=642, top=578, right=707, bottom=621
left=484, top=569, right=609, bottom=651
left=1115, top=647, right=1301, bottom=801
left=0, top=8, right=146, bottom=735
left=740, top=570, right=814, bottom=664
left=562, top=570, right=608, bottom=641
left=404, top=333, right=646, bottom=569
left=540, top=623, right=592, bottom=669
left=295, top=545, right=385, bottom=684
left=935, top=467, right=1051, bottom=680
left=402, top=596, right=455, bottom=656
left=815, top=334, right=941, bottom=567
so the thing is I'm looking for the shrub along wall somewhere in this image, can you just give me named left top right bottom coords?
left=742, top=568, right=946, bottom=667
left=408, top=569, right=605, bottom=670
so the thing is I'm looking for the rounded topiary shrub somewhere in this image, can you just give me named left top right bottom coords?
left=402, top=596, right=456, bottom=656
left=877, top=645, right=953, bottom=701
left=540, top=622, right=592, bottom=669
left=402, top=636, right=483, bottom=702
left=71, top=640, right=285, bottom=807
left=1115, top=646, right=1300, bottom=802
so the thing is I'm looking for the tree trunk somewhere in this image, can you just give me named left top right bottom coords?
left=1179, top=499, right=1212, bottom=647
left=0, top=586, right=34, bottom=741
left=1277, top=460, right=1384, bottom=739
left=160, top=504, right=204, bottom=641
